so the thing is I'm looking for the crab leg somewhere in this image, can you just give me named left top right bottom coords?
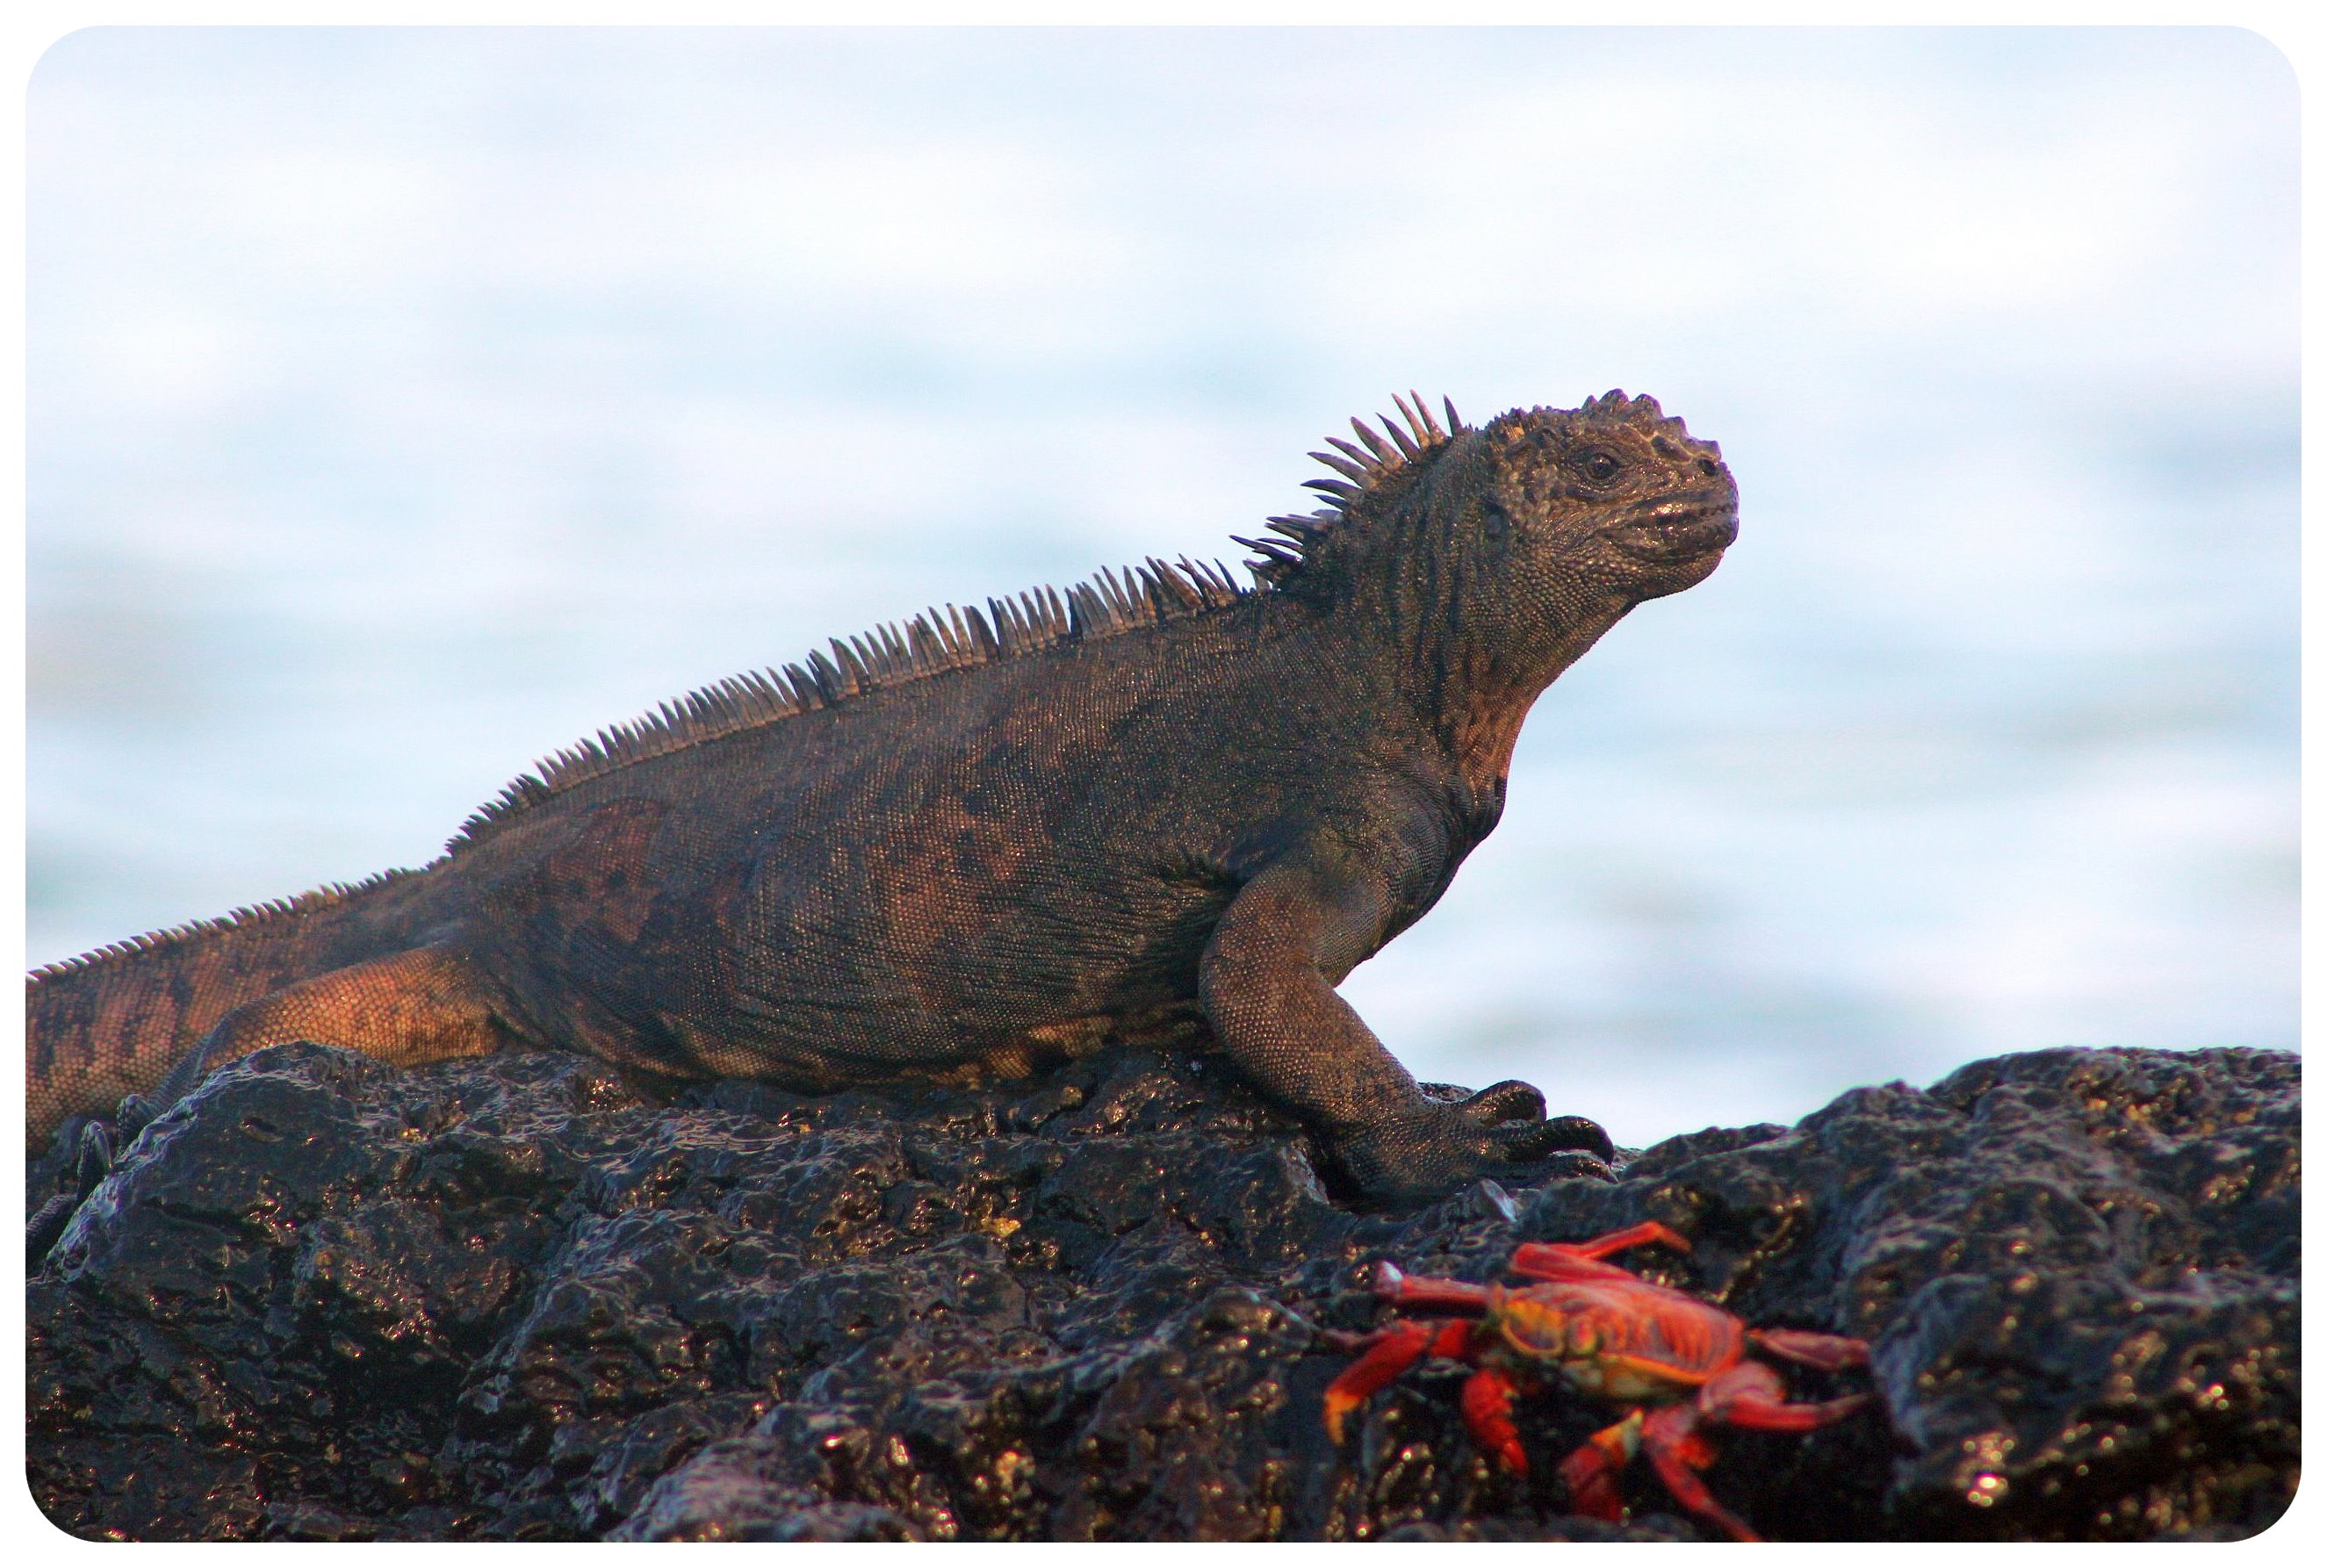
left=1509, top=1221, right=1692, bottom=1284
left=1640, top=1404, right=1761, bottom=1543
left=1701, top=1361, right=1870, bottom=1432
left=1368, top=1259, right=1495, bottom=1313
left=1459, top=1366, right=1528, bottom=1474
left=1718, top=1390, right=1871, bottom=1433
left=1555, top=1408, right=1643, bottom=1521
left=1750, top=1327, right=1870, bottom=1371
left=1322, top=1317, right=1473, bottom=1443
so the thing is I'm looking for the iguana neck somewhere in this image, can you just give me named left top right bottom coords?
left=1430, top=605, right=1627, bottom=804
left=1296, top=580, right=1629, bottom=809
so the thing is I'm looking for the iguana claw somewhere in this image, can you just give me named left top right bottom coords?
left=1456, top=1079, right=1549, bottom=1126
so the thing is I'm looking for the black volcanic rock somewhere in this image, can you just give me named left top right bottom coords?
left=25, top=1041, right=2297, bottom=1541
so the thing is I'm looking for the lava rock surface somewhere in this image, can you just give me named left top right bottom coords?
left=25, top=1041, right=2297, bottom=1541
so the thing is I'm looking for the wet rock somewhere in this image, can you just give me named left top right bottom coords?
left=25, top=1040, right=2297, bottom=1541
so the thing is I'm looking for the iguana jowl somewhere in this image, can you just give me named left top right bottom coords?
left=27, top=392, right=1737, bottom=1203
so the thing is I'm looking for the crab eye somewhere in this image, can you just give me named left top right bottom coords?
left=1580, top=450, right=1622, bottom=484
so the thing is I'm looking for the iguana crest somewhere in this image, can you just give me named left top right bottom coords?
left=451, top=392, right=1473, bottom=852
left=25, top=868, right=424, bottom=985
left=27, top=392, right=1476, bottom=988
left=1240, top=390, right=1467, bottom=586
left=28, top=391, right=1716, bottom=998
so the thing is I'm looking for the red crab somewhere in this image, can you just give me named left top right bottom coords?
left=1321, top=1221, right=1872, bottom=1542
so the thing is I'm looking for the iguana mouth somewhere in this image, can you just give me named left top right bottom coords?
left=1601, top=493, right=1739, bottom=565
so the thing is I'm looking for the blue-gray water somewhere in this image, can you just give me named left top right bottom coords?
left=25, top=27, right=2297, bottom=1145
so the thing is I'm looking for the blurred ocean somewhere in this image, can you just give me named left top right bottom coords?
left=25, top=27, right=2297, bottom=1146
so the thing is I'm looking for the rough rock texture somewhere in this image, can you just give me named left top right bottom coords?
left=26, top=1040, right=2297, bottom=1542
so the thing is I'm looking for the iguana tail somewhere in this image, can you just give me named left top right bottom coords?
left=25, top=868, right=446, bottom=1149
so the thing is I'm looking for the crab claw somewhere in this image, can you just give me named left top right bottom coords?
left=1371, top=1259, right=1406, bottom=1298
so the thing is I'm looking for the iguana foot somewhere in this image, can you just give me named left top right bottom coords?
left=1333, top=1090, right=1615, bottom=1205
left=1452, top=1082, right=1614, bottom=1162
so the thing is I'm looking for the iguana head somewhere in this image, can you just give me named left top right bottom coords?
left=1250, top=391, right=1736, bottom=687
left=1471, top=391, right=1737, bottom=608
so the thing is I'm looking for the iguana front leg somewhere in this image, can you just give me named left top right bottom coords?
left=1199, top=853, right=1611, bottom=1205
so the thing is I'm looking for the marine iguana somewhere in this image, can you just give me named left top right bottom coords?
left=26, top=392, right=1736, bottom=1204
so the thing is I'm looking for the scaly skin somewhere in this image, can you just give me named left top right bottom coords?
left=26, top=392, right=1737, bottom=1204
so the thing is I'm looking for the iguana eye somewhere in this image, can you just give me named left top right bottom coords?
left=1481, top=501, right=1509, bottom=539
left=1579, top=450, right=1622, bottom=484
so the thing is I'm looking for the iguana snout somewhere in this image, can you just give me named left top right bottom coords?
left=1602, top=487, right=1739, bottom=590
